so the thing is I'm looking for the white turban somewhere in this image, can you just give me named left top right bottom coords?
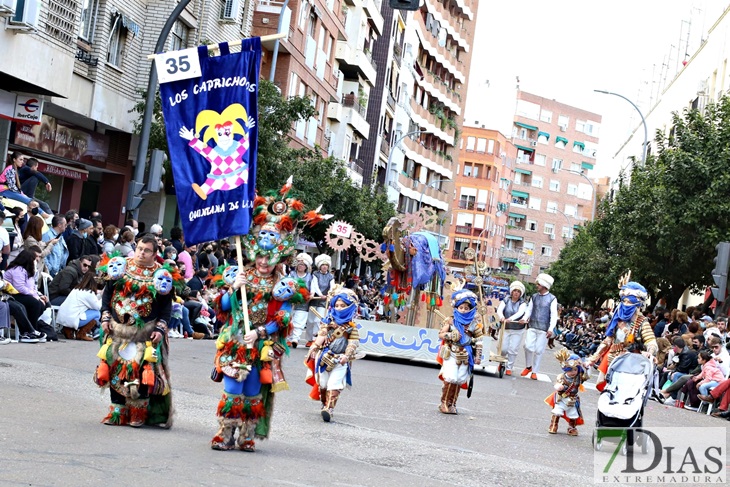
left=535, top=273, right=554, bottom=290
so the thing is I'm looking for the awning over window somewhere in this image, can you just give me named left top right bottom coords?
left=505, top=235, right=523, bottom=241
left=511, top=190, right=529, bottom=199
left=502, top=257, right=519, bottom=263
left=538, top=131, right=550, bottom=140
left=515, top=168, right=532, bottom=175
left=515, top=144, right=534, bottom=153
left=581, top=161, right=594, bottom=170
left=509, top=212, right=526, bottom=219
left=573, top=141, right=585, bottom=150
left=556, top=136, right=568, bottom=145
left=515, top=121, right=538, bottom=131
left=573, top=224, right=581, bottom=230
left=115, top=12, right=141, bottom=36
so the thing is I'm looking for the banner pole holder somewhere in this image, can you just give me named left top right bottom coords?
left=235, top=236, right=253, bottom=348
left=147, top=32, right=287, bottom=60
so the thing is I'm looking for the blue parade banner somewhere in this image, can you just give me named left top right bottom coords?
left=158, top=38, right=261, bottom=245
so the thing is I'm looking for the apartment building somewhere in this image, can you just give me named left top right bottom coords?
left=0, top=0, right=252, bottom=226
left=254, top=0, right=381, bottom=187
left=503, top=91, right=601, bottom=282
left=446, top=126, right=515, bottom=272
left=358, top=2, right=405, bottom=188
left=375, top=0, right=477, bottom=217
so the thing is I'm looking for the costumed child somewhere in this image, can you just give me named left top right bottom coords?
left=546, top=349, right=589, bottom=436
left=436, top=288, right=484, bottom=414
left=304, top=286, right=360, bottom=422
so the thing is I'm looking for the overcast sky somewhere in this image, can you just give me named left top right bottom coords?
left=463, top=0, right=725, bottom=179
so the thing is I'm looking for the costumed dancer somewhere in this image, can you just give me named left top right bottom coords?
left=304, top=286, right=360, bottom=422
left=93, top=239, right=184, bottom=428
left=209, top=178, right=324, bottom=452
left=586, top=278, right=657, bottom=390
left=436, top=289, right=484, bottom=414
left=521, top=273, right=557, bottom=380
left=287, top=252, right=313, bottom=348
left=497, top=280, right=527, bottom=376
left=307, top=254, right=334, bottom=344
left=545, top=349, right=590, bottom=435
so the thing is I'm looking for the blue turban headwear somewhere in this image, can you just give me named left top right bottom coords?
left=605, top=282, right=647, bottom=337
left=327, top=291, right=358, bottom=325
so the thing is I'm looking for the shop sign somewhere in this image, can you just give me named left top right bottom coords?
left=14, top=114, right=110, bottom=166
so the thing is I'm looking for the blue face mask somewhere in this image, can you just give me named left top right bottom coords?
left=329, top=293, right=357, bottom=324
left=82, top=232, right=88, bottom=239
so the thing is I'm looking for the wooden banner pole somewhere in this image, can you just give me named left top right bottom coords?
left=235, top=236, right=252, bottom=343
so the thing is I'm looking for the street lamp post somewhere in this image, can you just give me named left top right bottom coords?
left=594, top=89, right=648, bottom=165
left=417, top=178, right=451, bottom=211
left=384, top=129, right=431, bottom=190
left=556, top=167, right=596, bottom=222
left=553, top=208, right=574, bottom=239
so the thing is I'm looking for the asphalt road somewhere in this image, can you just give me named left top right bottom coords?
left=0, top=338, right=727, bottom=486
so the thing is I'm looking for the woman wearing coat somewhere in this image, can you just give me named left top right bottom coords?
left=57, top=272, right=101, bottom=341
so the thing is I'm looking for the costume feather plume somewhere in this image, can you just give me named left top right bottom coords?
left=554, top=348, right=570, bottom=364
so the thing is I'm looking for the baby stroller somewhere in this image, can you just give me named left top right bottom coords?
left=592, top=352, right=654, bottom=454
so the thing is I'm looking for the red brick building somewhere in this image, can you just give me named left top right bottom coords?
left=446, top=127, right=516, bottom=272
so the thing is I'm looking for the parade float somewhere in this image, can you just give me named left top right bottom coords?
left=321, top=209, right=510, bottom=376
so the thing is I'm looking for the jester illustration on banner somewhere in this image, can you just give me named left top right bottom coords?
left=159, top=38, right=261, bottom=245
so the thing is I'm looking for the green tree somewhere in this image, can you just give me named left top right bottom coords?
left=548, top=95, right=730, bottom=310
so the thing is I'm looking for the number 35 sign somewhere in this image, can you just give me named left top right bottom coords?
left=155, top=47, right=203, bottom=84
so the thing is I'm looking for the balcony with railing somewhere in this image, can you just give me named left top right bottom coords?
left=335, top=41, right=377, bottom=85
left=341, top=93, right=370, bottom=137
left=362, top=0, right=384, bottom=35
left=393, top=43, right=403, bottom=64
left=450, top=250, right=467, bottom=261
left=455, top=225, right=472, bottom=235
left=347, top=159, right=365, bottom=175
left=380, top=132, right=391, bottom=157
left=387, top=91, right=396, bottom=111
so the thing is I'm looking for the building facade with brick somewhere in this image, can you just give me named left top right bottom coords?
left=503, top=91, right=601, bottom=282
left=445, top=126, right=515, bottom=272
left=0, top=0, right=253, bottom=227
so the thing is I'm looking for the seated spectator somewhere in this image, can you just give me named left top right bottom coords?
left=691, top=333, right=706, bottom=352
left=42, top=215, right=69, bottom=277
left=163, top=246, right=177, bottom=261
left=7, top=207, right=25, bottom=263
left=65, top=219, right=98, bottom=264
left=187, top=269, right=207, bottom=292
left=682, top=321, right=701, bottom=347
left=170, top=227, right=184, bottom=253
left=708, top=336, right=730, bottom=377
left=113, top=229, right=135, bottom=257
left=49, top=256, right=92, bottom=306
left=101, top=225, right=119, bottom=255
left=670, top=336, right=698, bottom=381
left=682, top=350, right=726, bottom=410
left=3, top=247, right=48, bottom=334
left=57, top=272, right=101, bottom=341
left=23, top=215, right=60, bottom=266
left=18, top=157, right=52, bottom=213
left=178, top=243, right=197, bottom=280
left=150, top=223, right=163, bottom=238
left=0, top=214, right=10, bottom=271
left=0, top=152, right=42, bottom=211
left=0, top=277, right=47, bottom=342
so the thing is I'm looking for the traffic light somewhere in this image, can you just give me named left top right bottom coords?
left=147, top=149, right=166, bottom=193
left=389, top=0, right=421, bottom=11
left=126, top=181, right=145, bottom=211
left=711, top=242, right=730, bottom=302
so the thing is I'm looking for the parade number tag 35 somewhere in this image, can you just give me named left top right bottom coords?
left=155, top=48, right=203, bottom=84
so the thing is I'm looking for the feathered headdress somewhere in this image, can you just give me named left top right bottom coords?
left=243, top=176, right=330, bottom=266
left=555, top=348, right=584, bottom=373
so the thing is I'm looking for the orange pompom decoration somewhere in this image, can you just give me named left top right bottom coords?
left=259, top=363, right=273, bottom=384
left=96, top=361, right=110, bottom=382
left=142, top=364, right=155, bottom=386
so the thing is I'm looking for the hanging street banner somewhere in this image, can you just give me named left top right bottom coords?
left=158, top=39, right=261, bottom=245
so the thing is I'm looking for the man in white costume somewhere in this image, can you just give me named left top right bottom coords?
left=521, top=273, right=558, bottom=380
left=496, top=280, right=528, bottom=376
